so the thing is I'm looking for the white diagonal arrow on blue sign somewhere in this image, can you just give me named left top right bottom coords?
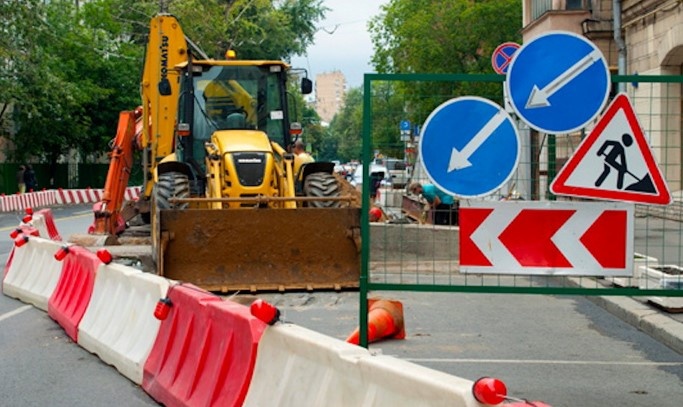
left=526, top=49, right=603, bottom=109
left=448, top=110, right=507, bottom=171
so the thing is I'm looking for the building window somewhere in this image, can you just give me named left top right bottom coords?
left=566, top=0, right=587, bottom=10
left=531, top=0, right=589, bottom=20
left=531, top=0, right=553, bottom=20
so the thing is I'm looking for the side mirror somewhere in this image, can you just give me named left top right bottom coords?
left=301, top=77, right=313, bottom=95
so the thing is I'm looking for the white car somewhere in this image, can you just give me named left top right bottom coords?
left=350, top=164, right=391, bottom=189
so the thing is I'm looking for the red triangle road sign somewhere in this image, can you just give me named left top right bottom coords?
left=550, top=92, right=672, bottom=205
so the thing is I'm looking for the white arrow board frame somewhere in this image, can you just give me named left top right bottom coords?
left=459, top=200, right=634, bottom=276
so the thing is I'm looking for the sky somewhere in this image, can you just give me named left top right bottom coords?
left=290, top=0, right=388, bottom=89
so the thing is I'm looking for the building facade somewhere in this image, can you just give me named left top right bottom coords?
left=314, top=71, right=347, bottom=124
left=522, top=0, right=683, bottom=191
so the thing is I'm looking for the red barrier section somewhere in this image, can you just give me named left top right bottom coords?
left=3, top=227, right=39, bottom=280
left=143, top=284, right=266, bottom=407
left=36, top=208, right=62, bottom=241
left=3, top=247, right=15, bottom=280
left=48, top=246, right=99, bottom=341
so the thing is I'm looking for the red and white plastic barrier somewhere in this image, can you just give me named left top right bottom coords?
left=55, top=186, right=141, bottom=205
left=23, top=209, right=63, bottom=241
left=0, top=187, right=141, bottom=212
left=2, top=236, right=64, bottom=311
left=78, top=263, right=172, bottom=384
left=143, top=284, right=266, bottom=407
left=48, top=246, right=100, bottom=342
left=35, top=208, right=62, bottom=240
left=0, top=190, right=56, bottom=212
left=243, top=323, right=481, bottom=407
left=3, top=208, right=546, bottom=407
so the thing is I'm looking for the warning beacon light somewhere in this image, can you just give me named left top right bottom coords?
left=154, top=297, right=173, bottom=320
left=472, top=377, right=507, bottom=405
left=9, top=228, right=21, bottom=239
left=14, top=235, right=29, bottom=248
left=54, top=246, right=70, bottom=261
left=250, top=299, right=280, bottom=325
left=97, top=248, right=113, bottom=264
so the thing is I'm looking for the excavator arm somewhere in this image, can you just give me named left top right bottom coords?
left=89, top=107, right=143, bottom=235
left=87, top=14, right=188, bottom=238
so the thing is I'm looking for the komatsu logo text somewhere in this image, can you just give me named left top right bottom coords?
left=158, top=35, right=172, bottom=96
left=160, top=35, right=169, bottom=79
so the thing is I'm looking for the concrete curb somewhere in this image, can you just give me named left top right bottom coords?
left=568, top=277, right=683, bottom=355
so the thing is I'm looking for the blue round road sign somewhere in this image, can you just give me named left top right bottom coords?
left=419, top=97, right=520, bottom=199
left=400, top=119, right=411, bottom=131
left=506, top=31, right=610, bottom=134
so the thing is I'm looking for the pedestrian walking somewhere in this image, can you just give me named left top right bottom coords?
left=24, top=165, right=37, bottom=192
left=16, top=165, right=26, bottom=194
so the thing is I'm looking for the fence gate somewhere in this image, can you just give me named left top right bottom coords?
left=356, top=73, right=683, bottom=347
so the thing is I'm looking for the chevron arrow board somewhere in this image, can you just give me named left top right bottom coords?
left=459, top=200, right=634, bottom=276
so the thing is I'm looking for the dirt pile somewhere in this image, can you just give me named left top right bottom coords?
left=336, top=174, right=361, bottom=208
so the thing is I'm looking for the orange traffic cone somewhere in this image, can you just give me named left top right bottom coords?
left=346, top=299, right=405, bottom=345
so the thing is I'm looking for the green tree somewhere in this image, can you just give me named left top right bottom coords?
left=369, top=0, right=521, bottom=75
left=0, top=0, right=44, bottom=131
left=366, top=0, right=522, bottom=155
left=5, top=1, right=141, bottom=165
left=329, top=87, right=363, bottom=163
left=109, top=0, right=327, bottom=61
left=1, top=0, right=326, bottom=171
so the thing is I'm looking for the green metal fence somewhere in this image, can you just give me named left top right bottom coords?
left=358, top=73, right=683, bottom=344
left=0, top=162, right=144, bottom=194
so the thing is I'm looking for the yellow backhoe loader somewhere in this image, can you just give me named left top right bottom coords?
left=87, top=14, right=360, bottom=292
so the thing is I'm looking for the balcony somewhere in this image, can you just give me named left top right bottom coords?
left=524, top=0, right=593, bottom=40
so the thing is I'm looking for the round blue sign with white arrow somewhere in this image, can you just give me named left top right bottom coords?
left=419, top=97, right=520, bottom=199
left=506, top=31, right=610, bottom=134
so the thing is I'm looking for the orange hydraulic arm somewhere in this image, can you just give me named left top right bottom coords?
left=90, top=107, right=144, bottom=235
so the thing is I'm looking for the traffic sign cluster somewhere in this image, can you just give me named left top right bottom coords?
left=413, top=30, right=672, bottom=275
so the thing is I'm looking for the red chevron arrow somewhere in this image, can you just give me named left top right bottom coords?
left=498, top=209, right=575, bottom=267
left=459, top=208, right=494, bottom=267
left=579, top=210, right=626, bottom=268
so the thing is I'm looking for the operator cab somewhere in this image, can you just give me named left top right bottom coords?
left=180, top=61, right=290, bottom=148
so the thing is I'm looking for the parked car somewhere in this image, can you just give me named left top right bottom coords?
left=349, top=164, right=391, bottom=190
left=374, top=158, right=410, bottom=188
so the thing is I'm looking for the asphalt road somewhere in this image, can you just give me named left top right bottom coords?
left=0, top=206, right=159, bottom=407
left=1, top=205, right=682, bottom=406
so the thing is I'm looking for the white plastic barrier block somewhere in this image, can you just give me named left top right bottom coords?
left=26, top=213, right=48, bottom=239
left=243, top=324, right=480, bottom=407
left=78, top=263, right=171, bottom=384
left=3, top=237, right=64, bottom=311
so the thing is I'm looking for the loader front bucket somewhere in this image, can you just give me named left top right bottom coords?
left=157, top=207, right=361, bottom=292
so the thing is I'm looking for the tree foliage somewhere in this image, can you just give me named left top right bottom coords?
left=328, top=87, right=363, bottom=162
left=2, top=0, right=141, bottom=164
left=0, top=0, right=327, bottom=164
left=340, top=0, right=523, bottom=163
left=369, top=0, right=521, bottom=75
left=106, top=0, right=327, bottom=60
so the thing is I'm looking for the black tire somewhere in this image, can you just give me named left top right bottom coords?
left=152, top=171, right=189, bottom=268
left=156, top=171, right=190, bottom=210
left=303, top=172, right=341, bottom=208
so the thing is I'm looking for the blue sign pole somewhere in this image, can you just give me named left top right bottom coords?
left=419, top=97, right=520, bottom=199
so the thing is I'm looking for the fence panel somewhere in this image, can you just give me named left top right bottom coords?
left=360, top=74, right=683, bottom=320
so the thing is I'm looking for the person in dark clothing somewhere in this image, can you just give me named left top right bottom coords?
left=23, top=165, right=37, bottom=192
left=16, top=165, right=26, bottom=193
left=369, top=171, right=384, bottom=202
